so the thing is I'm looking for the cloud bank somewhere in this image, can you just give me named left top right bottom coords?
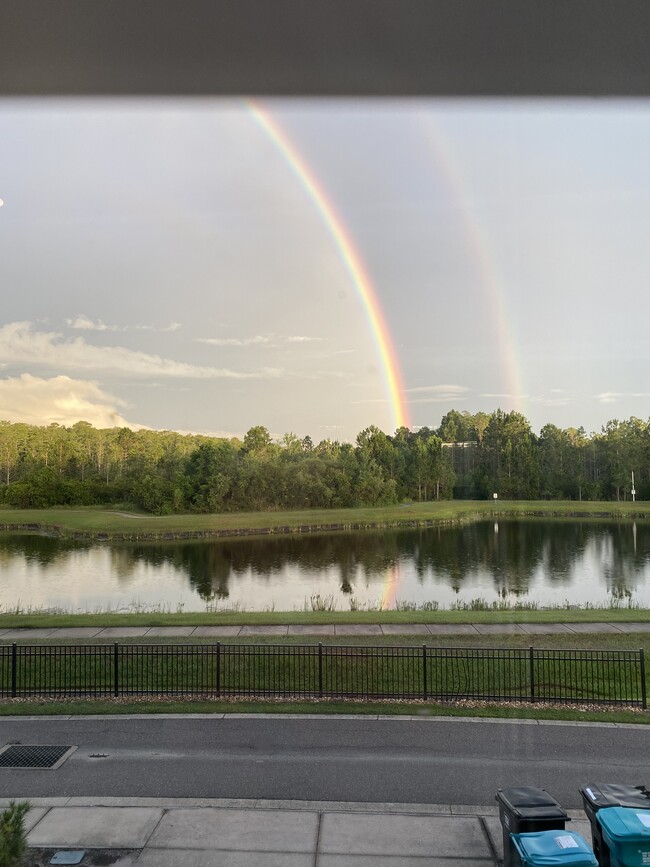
left=0, top=322, right=283, bottom=380
left=0, top=374, right=140, bottom=428
left=66, top=315, right=182, bottom=333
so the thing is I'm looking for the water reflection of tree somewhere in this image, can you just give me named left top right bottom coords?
left=124, top=533, right=407, bottom=601
left=592, top=522, right=650, bottom=598
left=107, top=547, right=142, bottom=583
left=0, top=534, right=89, bottom=568
left=409, top=520, right=597, bottom=598
left=4, top=520, right=649, bottom=605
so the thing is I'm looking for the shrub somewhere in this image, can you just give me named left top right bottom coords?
left=0, top=801, right=29, bottom=867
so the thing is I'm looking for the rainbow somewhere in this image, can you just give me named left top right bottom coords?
left=418, top=111, right=525, bottom=412
left=246, top=99, right=411, bottom=432
left=380, top=562, right=401, bottom=610
left=247, top=102, right=525, bottom=610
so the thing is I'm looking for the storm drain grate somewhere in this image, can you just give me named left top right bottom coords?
left=0, top=745, right=76, bottom=769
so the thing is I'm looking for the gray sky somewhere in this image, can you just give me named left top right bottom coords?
left=1, top=98, right=649, bottom=442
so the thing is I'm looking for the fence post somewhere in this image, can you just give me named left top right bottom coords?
left=529, top=647, right=535, bottom=703
left=216, top=642, right=221, bottom=697
left=640, top=649, right=647, bottom=709
left=422, top=645, right=428, bottom=700
left=113, top=642, right=119, bottom=697
left=11, top=643, right=17, bottom=698
left=318, top=643, right=323, bottom=697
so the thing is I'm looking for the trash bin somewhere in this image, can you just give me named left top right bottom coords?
left=595, top=807, right=650, bottom=867
left=511, top=830, right=598, bottom=867
left=497, top=787, right=570, bottom=867
left=580, top=785, right=650, bottom=867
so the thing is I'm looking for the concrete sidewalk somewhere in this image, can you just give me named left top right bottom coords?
left=9, top=797, right=594, bottom=866
left=2, top=621, right=650, bottom=640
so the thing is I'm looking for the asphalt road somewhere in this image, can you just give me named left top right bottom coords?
left=0, top=715, right=647, bottom=807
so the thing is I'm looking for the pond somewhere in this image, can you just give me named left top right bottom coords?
left=1, top=519, right=649, bottom=613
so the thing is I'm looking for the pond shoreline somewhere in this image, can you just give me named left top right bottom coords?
left=2, top=503, right=650, bottom=542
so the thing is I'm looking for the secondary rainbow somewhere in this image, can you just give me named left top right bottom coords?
left=418, top=112, right=525, bottom=412
left=246, top=99, right=411, bottom=432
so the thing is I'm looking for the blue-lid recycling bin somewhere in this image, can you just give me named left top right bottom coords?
left=580, top=785, right=650, bottom=867
left=497, top=788, right=570, bottom=867
left=511, top=830, right=598, bottom=867
left=596, top=807, right=650, bottom=867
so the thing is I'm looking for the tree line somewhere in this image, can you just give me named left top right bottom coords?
left=0, top=409, right=647, bottom=514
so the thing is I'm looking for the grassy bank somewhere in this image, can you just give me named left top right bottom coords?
left=1, top=607, right=650, bottom=630
left=0, top=697, right=647, bottom=724
left=6, top=631, right=650, bottom=651
left=2, top=500, right=650, bottom=541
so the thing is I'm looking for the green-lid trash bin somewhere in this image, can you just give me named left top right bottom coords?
left=595, top=807, right=650, bottom=867
left=511, top=831, right=598, bottom=867
left=580, top=785, right=650, bottom=867
left=497, top=787, right=570, bottom=867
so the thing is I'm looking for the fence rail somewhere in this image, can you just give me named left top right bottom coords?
left=0, top=643, right=646, bottom=707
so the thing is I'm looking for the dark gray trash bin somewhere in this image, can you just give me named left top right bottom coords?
left=580, top=785, right=650, bottom=867
left=496, top=787, right=570, bottom=867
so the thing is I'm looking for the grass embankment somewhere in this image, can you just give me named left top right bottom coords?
left=2, top=500, right=650, bottom=540
left=1, top=698, right=645, bottom=725
left=1, top=608, right=650, bottom=630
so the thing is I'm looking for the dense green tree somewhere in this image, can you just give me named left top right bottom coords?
left=0, top=421, right=23, bottom=485
left=438, top=410, right=473, bottom=443
left=1, top=412, right=650, bottom=513
left=476, top=409, right=540, bottom=499
left=243, top=425, right=273, bottom=455
left=183, top=440, right=239, bottom=513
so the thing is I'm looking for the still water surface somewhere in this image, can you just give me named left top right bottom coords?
left=1, top=520, right=649, bottom=612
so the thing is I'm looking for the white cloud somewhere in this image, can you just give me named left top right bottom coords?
left=409, top=395, right=468, bottom=404
left=198, top=334, right=322, bottom=347
left=66, top=315, right=113, bottom=331
left=66, top=316, right=182, bottom=333
left=140, top=322, right=182, bottom=332
left=0, top=322, right=283, bottom=380
left=597, top=392, right=650, bottom=403
left=405, top=384, right=469, bottom=394
left=480, top=393, right=530, bottom=400
left=0, top=374, right=142, bottom=428
left=402, top=384, right=469, bottom=403
left=198, top=336, right=271, bottom=347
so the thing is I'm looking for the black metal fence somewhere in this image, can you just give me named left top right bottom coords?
left=0, top=643, right=646, bottom=707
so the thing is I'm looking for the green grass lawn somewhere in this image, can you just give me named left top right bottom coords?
left=2, top=500, right=650, bottom=539
left=1, top=696, right=646, bottom=725
left=1, top=607, right=649, bottom=629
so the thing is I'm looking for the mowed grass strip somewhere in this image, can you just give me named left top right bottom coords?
left=1, top=608, right=650, bottom=628
left=2, top=500, right=650, bottom=539
left=0, top=696, right=647, bottom=725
